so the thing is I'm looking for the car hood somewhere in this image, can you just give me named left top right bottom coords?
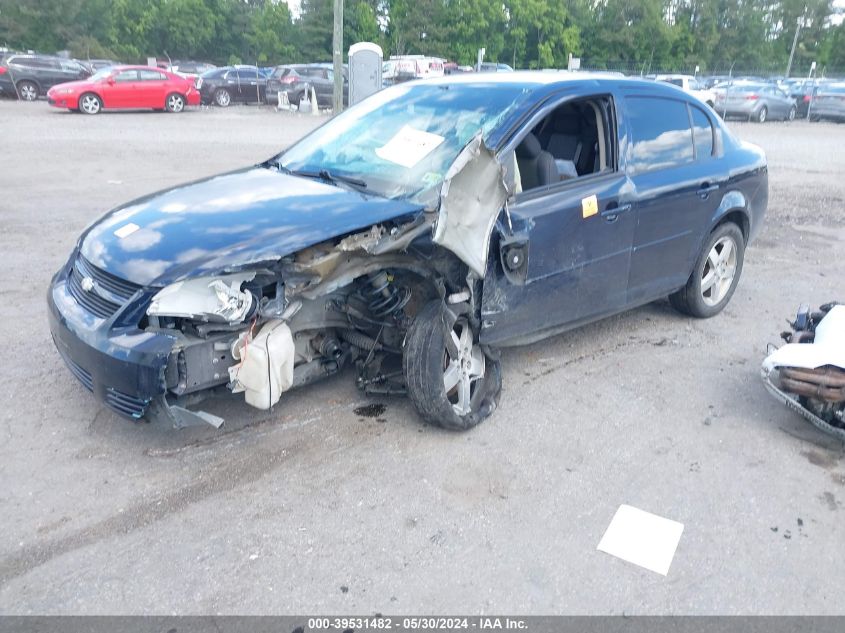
left=49, top=79, right=96, bottom=92
left=79, top=167, right=423, bottom=286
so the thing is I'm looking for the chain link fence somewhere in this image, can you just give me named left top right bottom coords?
left=578, top=59, right=845, bottom=79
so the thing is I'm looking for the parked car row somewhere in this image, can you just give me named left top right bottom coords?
left=198, top=63, right=348, bottom=108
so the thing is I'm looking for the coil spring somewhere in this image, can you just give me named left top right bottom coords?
left=366, top=271, right=411, bottom=318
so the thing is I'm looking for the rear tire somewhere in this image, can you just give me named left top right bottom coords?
left=165, top=92, right=185, bottom=113
left=403, top=300, right=501, bottom=431
left=787, top=106, right=796, bottom=121
left=755, top=106, right=768, bottom=123
left=669, top=222, right=745, bottom=318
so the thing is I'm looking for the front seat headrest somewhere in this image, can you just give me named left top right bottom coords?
left=516, top=133, right=542, bottom=159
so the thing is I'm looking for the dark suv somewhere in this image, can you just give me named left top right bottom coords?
left=0, top=54, right=90, bottom=100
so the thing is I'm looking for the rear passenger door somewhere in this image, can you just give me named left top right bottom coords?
left=624, top=96, right=722, bottom=304
left=137, top=69, right=168, bottom=108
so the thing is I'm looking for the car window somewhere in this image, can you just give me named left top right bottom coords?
left=114, top=70, right=139, bottom=82
left=59, top=59, right=83, bottom=72
left=235, top=69, right=259, bottom=80
left=689, top=105, right=714, bottom=159
left=139, top=69, right=166, bottom=81
left=15, top=57, right=49, bottom=69
left=625, top=96, right=694, bottom=175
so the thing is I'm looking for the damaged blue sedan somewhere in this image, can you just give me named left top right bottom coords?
left=48, top=73, right=768, bottom=430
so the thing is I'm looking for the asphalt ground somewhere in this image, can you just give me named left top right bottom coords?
left=0, top=100, right=843, bottom=614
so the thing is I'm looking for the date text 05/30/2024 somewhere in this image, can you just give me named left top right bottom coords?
left=306, top=617, right=528, bottom=630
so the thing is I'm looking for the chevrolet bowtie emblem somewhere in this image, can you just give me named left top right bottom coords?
left=80, top=276, right=95, bottom=292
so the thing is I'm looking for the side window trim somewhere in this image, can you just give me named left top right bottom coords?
left=687, top=103, right=716, bottom=161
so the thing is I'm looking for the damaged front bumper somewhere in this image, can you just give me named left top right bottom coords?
left=47, top=258, right=178, bottom=423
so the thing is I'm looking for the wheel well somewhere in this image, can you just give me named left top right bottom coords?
left=715, top=210, right=749, bottom=243
left=16, top=78, right=40, bottom=92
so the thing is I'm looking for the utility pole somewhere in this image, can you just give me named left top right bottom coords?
left=786, top=15, right=803, bottom=78
left=332, top=0, right=344, bottom=114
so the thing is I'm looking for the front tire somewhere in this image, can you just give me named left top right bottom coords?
left=17, top=80, right=38, bottom=101
left=403, top=300, right=501, bottom=431
left=669, top=222, right=745, bottom=318
left=78, top=92, right=102, bottom=114
left=214, top=88, right=231, bottom=107
left=165, top=92, right=185, bottom=113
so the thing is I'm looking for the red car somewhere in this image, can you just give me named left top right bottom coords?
left=46, top=65, right=200, bottom=114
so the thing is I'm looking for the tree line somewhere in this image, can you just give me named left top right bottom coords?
left=1, top=0, right=843, bottom=75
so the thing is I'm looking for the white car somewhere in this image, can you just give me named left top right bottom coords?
left=655, top=74, right=716, bottom=108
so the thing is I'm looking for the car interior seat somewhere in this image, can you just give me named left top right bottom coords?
left=515, top=133, right=558, bottom=190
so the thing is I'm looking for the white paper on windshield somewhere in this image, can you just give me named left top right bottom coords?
left=375, top=125, right=445, bottom=168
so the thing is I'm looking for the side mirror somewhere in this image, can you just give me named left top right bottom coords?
left=107, top=76, right=115, bottom=85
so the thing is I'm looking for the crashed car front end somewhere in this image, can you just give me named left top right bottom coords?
left=48, top=80, right=522, bottom=428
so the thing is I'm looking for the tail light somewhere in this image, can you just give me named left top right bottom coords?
left=279, top=75, right=297, bottom=84
left=745, top=94, right=759, bottom=100
left=803, top=95, right=811, bottom=102
left=0, top=67, right=6, bottom=75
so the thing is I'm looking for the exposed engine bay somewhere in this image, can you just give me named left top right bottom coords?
left=140, top=135, right=505, bottom=428
left=762, top=302, right=845, bottom=442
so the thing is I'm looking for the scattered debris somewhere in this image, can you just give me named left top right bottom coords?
left=762, top=302, right=845, bottom=441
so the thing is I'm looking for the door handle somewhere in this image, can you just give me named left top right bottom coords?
left=601, top=203, right=631, bottom=222
left=698, top=183, right=720, bottom=198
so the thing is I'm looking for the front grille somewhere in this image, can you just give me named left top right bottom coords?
left=105, top=388, right=150, bottom=419
left=67, top=254, right=142, bottom=319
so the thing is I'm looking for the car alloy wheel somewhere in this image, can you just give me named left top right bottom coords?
left=788, top=106, right=796, bottom=121
left=166, top=93, right=185, bottom=113
left=403, top=300, right=502, bottom=431
left=443, top=317, right=486, bottom=416
left=18, top=81, right=37, bottom=101
left=214, top=89, right=231, bottom=107
left=700, top=235, right=738, bottom=307
left=79, top=93, right=101, bottom=114
left=756, top=106, right=768, bottom=123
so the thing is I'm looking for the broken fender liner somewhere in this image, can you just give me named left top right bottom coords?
left=229, top=320, right=295, bottom=409
left=433, top=133, right=508, bottom=277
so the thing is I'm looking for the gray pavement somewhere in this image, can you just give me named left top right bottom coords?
left=0, top=101, right=843, bottom=614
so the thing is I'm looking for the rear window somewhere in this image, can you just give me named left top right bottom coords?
left=625, top=96, right=694, bottom=175
left=689, top=105, right=714, bottom=159
left=139, top=70, right=166, bottom=80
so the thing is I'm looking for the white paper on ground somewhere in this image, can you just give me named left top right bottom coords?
left=375, top=125, right=445, bottom=168
left=597, top=504, right=684, bottom=576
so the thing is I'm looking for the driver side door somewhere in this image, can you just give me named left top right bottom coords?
left=480, top=93, right=637, bottom=346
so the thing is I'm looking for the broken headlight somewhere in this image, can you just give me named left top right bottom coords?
left=147, top=273, right=256, bottom=324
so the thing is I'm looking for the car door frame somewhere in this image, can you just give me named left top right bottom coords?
left=479, top=88, right=639, bottom=347
left=621, top=92, right=727, bottom=304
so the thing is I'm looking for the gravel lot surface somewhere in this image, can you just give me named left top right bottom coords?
left=0, top=101, right=843, bottom=614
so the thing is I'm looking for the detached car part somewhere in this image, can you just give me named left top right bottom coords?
left=762, top=302, right=845, bottom=441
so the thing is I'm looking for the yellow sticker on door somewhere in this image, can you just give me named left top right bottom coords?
left=582, top=194, right=598, bottom=218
